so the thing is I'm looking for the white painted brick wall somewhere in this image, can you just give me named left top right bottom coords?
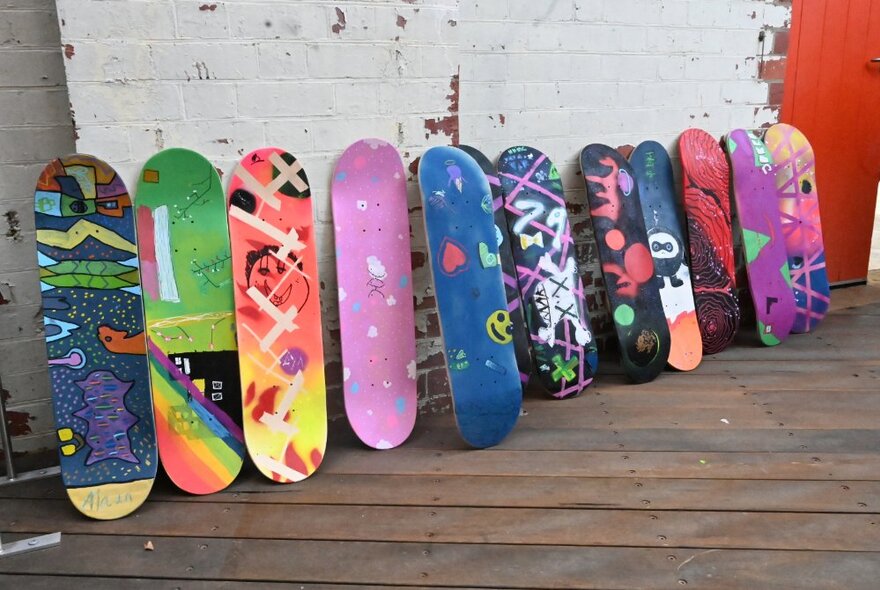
left=54, top=0, right=462, bottom=422
left=460, top=0, right=791, bottom=337
left=25, top=0, right=790, bottom=453
left=0, top=0, right=75, bottom=464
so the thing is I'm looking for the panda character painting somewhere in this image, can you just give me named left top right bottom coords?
left=647, top=227, right=686, bottom=289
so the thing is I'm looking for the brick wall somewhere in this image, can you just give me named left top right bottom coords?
left=4, top=0, right=791, bottom=462
left=54, top=0, right=462, bottom=422
left=0, top=0, right=75, bottom=470
left=459, top=0, right=792, bottom=341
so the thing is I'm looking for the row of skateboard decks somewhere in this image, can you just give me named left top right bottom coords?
left=33, top=125, right=828, bottom=518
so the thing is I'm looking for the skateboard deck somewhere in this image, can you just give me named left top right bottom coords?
left=678, top=129, right=740, bottom=355
left=630, top=141, right=702, bottom=371
left=228, top=148, right=326, bottom=481
left=580, top=144, right=670, bottom=383
left=418, top=146, right=521, bottom=447
left=331, top=139, right=417, bottom=450
left=459, top=145, right=533, bottom=386
left=764, top=123, right=830, bottom=333
left=726, top=129, right=796, bottom=346
left=497, top=146, right=598, bottom=398
left=34, top=154, right=156, bottom=519
left=135, top=148, right=244, bottom=494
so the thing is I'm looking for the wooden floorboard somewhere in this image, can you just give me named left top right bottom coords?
left=1, top=291, right=879, bottom=588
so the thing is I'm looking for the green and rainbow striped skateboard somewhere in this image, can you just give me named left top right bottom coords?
left=136, top=148, right=244, bottom=494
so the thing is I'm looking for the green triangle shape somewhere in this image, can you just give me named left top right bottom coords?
left=726, top=136, right=738, bottom=154
left=780, top=261, right=793, bottom=287
left=742, top=229, right=771, bottom=264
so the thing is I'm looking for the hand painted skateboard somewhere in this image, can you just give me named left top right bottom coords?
left=678, top=129, right=740, bottom=355
left=726, top=129, right=796, bottom=346
left=418, top=146, right=521, bottom=448
left=228, top=148, right=326, bottom=481
left=135, top=148, right=244, bottom=494
left=580, top=144, right=670, bottom=383
left=331, top=139, right=417, bottom=450
left=764, top=123, right=830, bottom=333
left=630, top=141, right=702, bottom=371
left=497, top=146, right=598, bottom=398
left=459, top=145, right=533, bottom=386
left=34, top=154, right=156, bottom=519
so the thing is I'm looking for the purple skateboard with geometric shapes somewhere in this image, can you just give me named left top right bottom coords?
left=332, top=139, right=417, bottom=449
left=726, top=129, right=797, bottom=346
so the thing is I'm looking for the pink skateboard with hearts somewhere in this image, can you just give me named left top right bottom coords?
left=331, top=139, right=417, bottom=449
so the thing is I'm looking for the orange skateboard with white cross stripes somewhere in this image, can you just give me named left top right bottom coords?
left=227, top=148, right=326, bottom=483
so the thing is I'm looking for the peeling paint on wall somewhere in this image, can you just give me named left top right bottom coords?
left=4, top=211, right=22, bottom=241
left=423, top=70, right=460, bottom=145
left=0, top=282, right=12, bottom=305
left=332, top=7, right=347, bottom=34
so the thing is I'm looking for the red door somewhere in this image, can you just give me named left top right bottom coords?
left=781, top=0, right=880, bottom=284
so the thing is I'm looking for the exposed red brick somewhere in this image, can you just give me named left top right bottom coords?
left=331, top=7, right=346, bottom=34
left=772, top=30, right=789, bottom=55
left=759, top=57, right=787, bottom=81
left=407, top=156, right=420, bottom=181
left=423, top=313, right=441, bottom=338
left=63, top=44, right=75, bottom=59
left=423, top=70, right=460, bottom=145
left=420, top=351, right=446, bottom=370
left=498, top=113, right=506, bottom=125
left=411, top=250, right=427, bottom=271
left=396, top=15, right=407, bottom=29
left=325, top=359, right=342, bottom=388
left=616, top=144, right=635, bottom=159
left=768, top=81, right=785, bottom=106
left=199, top=3, right=217, bottom=11
left=7, top=410, right=32, bottom=437
left=426, top=368, right=451, bottom=402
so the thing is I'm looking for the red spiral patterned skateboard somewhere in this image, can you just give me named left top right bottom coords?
left=678, top=129, right=740, bottom=355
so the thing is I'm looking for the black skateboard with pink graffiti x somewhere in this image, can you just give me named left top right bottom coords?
left=498, top=145, right=598, bottom=398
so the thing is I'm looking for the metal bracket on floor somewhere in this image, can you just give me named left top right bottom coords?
left=0, top=376, right=62, bottom=556
left=0, top=532, right=61, bottom=558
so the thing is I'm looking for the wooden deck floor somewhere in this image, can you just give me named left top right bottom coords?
left=2, top=278, right=879, bottom=589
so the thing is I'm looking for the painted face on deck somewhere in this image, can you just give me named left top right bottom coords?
left=245, top=245, right=309, bottom=310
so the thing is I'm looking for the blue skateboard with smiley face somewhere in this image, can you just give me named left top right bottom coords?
left=418, top=146, right=521, bottom=448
